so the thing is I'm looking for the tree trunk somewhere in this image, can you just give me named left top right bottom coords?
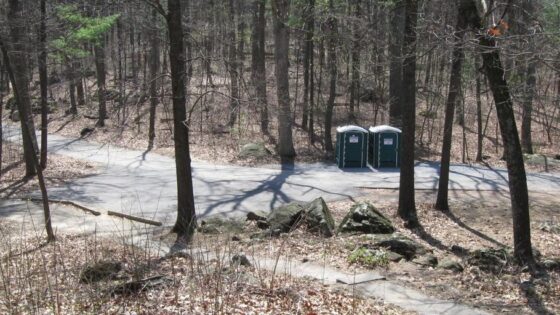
left=324, top=0, right=337, bottom=153
left=435, top=4, right=467, bottom=211
left=474, top=2, right=535, bottom=267
left=389, top=1, right=405, bottom=128
left=38, top=0, right=48, bottom=169
left=521, top=51, right=536, bottom=154
left=94, top=41, right=107, bottom=127
left=227, top=0, right=240, bottom=128
left=349, top=0, right=361, bottom=122
left=168, top=0, right=197, bottom=241
left=148, top=10, right=160, bottom=150
left=397, top=0, right=418, bottom=227
left=272, top=0, right=296, bottom=162
left=251, top=0, right=268, bottom=134
left=302, top=0, right=315, bottom=131
left=4, top=0, right=39, bottom=178
left=475, top=55, right=484, bottom=162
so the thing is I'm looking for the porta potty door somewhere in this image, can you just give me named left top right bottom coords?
left=343, top=132, right=367, bottom=167
left=378, top=132, right=399, bottom=167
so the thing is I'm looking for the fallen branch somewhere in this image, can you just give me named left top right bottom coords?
left=24, top=198, right=102, bottom=216
left=107, top=211, right=163, bottom=226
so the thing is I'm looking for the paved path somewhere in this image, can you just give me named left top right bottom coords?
left=4, top=126, right=560, bottom=226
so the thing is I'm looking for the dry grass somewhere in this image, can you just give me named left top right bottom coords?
left=0, top=225, right=410, bottom=314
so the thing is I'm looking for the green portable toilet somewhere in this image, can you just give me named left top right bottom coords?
left=368, top=125, right=401, bottom=168
left=336, top=125, right=368, bottom=168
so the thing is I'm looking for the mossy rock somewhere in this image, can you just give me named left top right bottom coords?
left=198, top=216, right=245, bottom=234
left=338, top=202, right=395, bottom=234
left=302, top=197, right=335, bottom=237
left=238, top=143, right=271, bottom=159
left=372, top=234, right=428, bottom=260
left=266, top=202, right=305, bottom=232
left=467, top=248, right=510, bottom=273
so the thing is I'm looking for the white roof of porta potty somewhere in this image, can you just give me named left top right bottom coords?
left=368, top=125, right=402, bottom=133
left=336, top=125, right=368, bottom=133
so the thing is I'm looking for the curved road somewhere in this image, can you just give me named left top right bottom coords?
left=4, top=126, right=560, bottom=226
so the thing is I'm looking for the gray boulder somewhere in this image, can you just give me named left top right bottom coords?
left=238, top=143, right=271, bottom=159
left=198, top=216, right=245, bottom=234
left=467, top=248, right=510, bottom=274
left=266, top=202, right=305, bottom=233
left=439, top=259, right=464, bottom=272
left=413, top=254, right=438, bottom=267
left=338, top=202, right=395, bottom=234
left=372, top=234, right=428, bottom=260
left=302, top=197, right=336, bottom=237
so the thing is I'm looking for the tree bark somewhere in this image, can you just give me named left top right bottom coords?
left=435, top=2, right=468, bottom=211
left=167, top=0, right=197, bottom=241
left=475, top=55, right=484, bottom=162
left=397, top=0, right=419, bottom=227
left=473, top=0, right=535, bottom=267
left=38, top=0, right=48, bottom=169
left=251, top=0, right=268, bottom=134
left=272, top=0, right=296, bottom=162
left=324, top=0, right=337, bottom=153
left=4, top=0, right=39, bottom=178
left=349, top=0, right=361, bottom=122
left=302, top=0, right=315, bottom=131
left=227, top=0, right=240, bottom=128
left=389, top=1, right=405, bottom=128
left=94, top=42, right=108, bottom=127
left=148, top=10, right=160, bottom=150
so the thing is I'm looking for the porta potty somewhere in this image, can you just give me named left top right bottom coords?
left=368, top=125, right=401, bottom=168
left=336, top=125, right=368, bottom=168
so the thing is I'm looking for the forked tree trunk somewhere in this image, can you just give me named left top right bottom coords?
left=168, top=0, right=197, bottom=241
left=397, top=0, right=419, bottom=227
left=272, top=0, right=296, bottom=162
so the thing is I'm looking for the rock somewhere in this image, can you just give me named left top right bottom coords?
left=439, top=259, right=464, bottom=272
left=266, top=202, right=305, bottom=233
left=413, top=254, right=438, bottom=267
left=80, top=127, right=95, bottom=137
left=386, top=251, right=404, bottom=262
left=338, top=202, right=395, bottom=234
left=467, top=248, right=510, bottom=274
left=302, top=197, right=335, bottom=237
left=450, top=245, right=470, bottom=257
left=10, top=111, right=20, bottom=122
left=231, top=235, right=241, bottom=242
left=238, top=143, right=271, bottom=159
left=198, top=216, right=245, bottom=234
left=555, top=154, right=560, bottom=160
left=542, top=258, right=560, bottom=271
left=373, top=234, right=427, bottom=260
left=246, top=210, right=268, bottom=222
left=231, top=254, right=252, bottom=267
left=80, top=260, right=122, bottom=283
